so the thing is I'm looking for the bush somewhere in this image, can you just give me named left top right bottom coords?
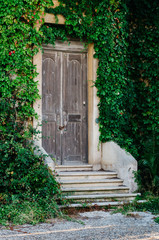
left=0, top=140, right=60, bottom=201
left=0, top=132, right=64, bottom=225
left=134, top=133, right=159, bottom=195
left=0, top=97, right=64, bottom=225
left=0, top=199, right=62, bottom=225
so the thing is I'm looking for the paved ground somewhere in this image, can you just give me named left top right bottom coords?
left=0, top=210, right=159, bottom=240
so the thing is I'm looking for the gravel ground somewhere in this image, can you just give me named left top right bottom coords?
left=0, top=211, right=159, bottom=240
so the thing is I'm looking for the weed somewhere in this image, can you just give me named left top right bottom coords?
left=112, top=196, right=159, bottom=223
left=0, top=198, right=64, bottom=226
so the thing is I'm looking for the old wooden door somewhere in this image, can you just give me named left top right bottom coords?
left=42, top=42, right=88, bottom=165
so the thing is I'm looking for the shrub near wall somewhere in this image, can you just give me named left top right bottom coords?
left=127, top=0, right=159, bottom=194
left=0, top=1, right=63, bottom=220
left=127, top=0, right=159, bottom=156
left=0, top=0, right=158, bottom=207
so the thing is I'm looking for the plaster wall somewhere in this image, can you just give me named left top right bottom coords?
left=102, top=141, right=138, bottom=192
left=88, top=44, right=101, bottom=170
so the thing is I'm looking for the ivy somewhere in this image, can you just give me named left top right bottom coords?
left=127, top=0, right=159, bottom=157
left=0, top=0, right=158, bottom=165
left=43, top=0, right=138, bottom=156
left=0, top=0, right=53, bottom=135
left=0, top=0, right=65, bottom=205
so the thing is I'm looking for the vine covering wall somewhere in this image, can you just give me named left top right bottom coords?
left=0, top=0, right=64, bottom=202
left=43, top=0, right=159, bottom=159
left=127, top=0, right=159, bottom=157
left=44, top=0, right=136, bottom=154
left=0, top=0, right=158, bottom=163
left=0, top=0, right=53, bottom=138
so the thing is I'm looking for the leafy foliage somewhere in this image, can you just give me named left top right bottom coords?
left=127, top=0, right=159, bottom=158
left=0, top=0, right=63, bottom=224
left=127, top=0, right=159, bottom=191
left=43, top=0, right=159, bottom=194
left=112, top=196, right=159, bottom=224
left=0, top=199, right=62, bottom=225
left=0, top=0, right=159, bottom=226
left=44, top=0, right=159, bottom=161
left=44, top=0, right=138, bottom=155
left=0, top=138, right=61, bottom=201
left=134, top=134, right=159, bottom=195
left=0, top=0, right=53, bottom=128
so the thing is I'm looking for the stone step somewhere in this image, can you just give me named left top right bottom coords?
left=55, top=166, right=139, bottom=206
left=57, top=171, right=118, bottom=180
left=60, top=201, right=124, bottom=208
left=62, top=186, right=129, bottom=195
left=55, top=165, right=93, bottom=172
left=64, top=193, right=140, bottom=203
left=59, top=199, right=145, bottom=208
left=59, top=178, right=123, bottom=188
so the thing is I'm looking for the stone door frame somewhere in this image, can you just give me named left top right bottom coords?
left=33, top=9, right=101, bottom=170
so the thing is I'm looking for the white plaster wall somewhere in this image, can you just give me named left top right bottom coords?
left=88, top=83, right=101, bottom=170
left=102, top=141, right=138, bottom=193
left=87, top=44, right=101, bottom=170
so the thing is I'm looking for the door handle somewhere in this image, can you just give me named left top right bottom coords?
left=59, top=125, right=65, bottom=130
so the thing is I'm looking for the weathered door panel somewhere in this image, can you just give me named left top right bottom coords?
left=42, top=44, right=88, bottom=165
left=62, top=52, right=88, bottom=164
left=42, top=51, right=61, bottom=161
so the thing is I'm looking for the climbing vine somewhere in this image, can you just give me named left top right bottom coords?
left=0, top=0, right=64, bottom=206
left=127, top=0, right=159, bottom=157
left=0, top=0, right=53, bottom=138
left=43, top=0, right=159, bottom=159
left=0, top=0, right=158, bottom=165
left=43, top=0, right=138, bottom=156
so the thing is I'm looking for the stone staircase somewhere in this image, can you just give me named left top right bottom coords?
left=55, top=164, right=140, bottom=207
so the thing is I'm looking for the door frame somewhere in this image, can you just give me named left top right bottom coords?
left=33, top=10, right=102, bottom=170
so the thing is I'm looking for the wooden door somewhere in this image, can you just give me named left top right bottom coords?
left=42, top=42, right=88, bottom=165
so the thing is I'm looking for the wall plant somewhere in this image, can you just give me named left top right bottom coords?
left=127, top=0, right=159, bottom=194
left=44, top=0, right=138, bottom=157
left=0, top=0, right=159, bottom=208
left=44, top=0, right=159, bottom=161
left=43, top=0, right=159, bottom=193
left=0, top=0, right=63, bottom=216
